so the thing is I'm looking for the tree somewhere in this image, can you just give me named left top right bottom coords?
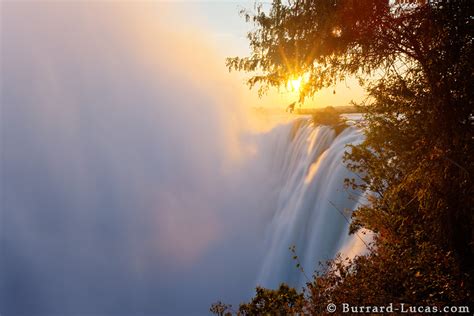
left=227, top=0, right=459, bottom=99
left=217, top=0, right=474, bottom=312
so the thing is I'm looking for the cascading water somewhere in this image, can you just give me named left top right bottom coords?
left=256, top=118, right=369, bottom=289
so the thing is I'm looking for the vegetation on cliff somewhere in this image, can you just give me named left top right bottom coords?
left=213, top=0, right=473, bottom=314
left=309, top=106, right=347, bottom=134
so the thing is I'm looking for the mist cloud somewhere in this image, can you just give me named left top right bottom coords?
left=1, top=3, right=275, bottom=315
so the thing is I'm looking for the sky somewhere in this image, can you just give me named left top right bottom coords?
left=170, top=1, right=366, bottom=109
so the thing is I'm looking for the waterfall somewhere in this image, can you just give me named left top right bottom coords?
left=256, top=118, right=369, bottom=289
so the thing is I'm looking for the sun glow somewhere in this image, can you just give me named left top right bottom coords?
left=287, top=73, right=311, bottom=94
left=287, top=77, right=303, bottom=92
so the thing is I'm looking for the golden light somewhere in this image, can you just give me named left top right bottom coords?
left=287, top=77, right=303, bottom=92
left=332, top=26, right=342, bottom=38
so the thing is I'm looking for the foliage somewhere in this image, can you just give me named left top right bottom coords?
left=215, top=0, right=474, bottom=314
left=210, top=301, right=233, bottom=316
left=239, top=284, right=305, bottom=315
left=311, top=106, right=339, bottom=125
left=226, top=0, right=448, bottom=100
left=310, top=106, right=348, bottom=134
left=210, top=284, right=305, bottom=316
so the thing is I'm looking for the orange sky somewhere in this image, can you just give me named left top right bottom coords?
left=170, top=2, right=366, bottom=109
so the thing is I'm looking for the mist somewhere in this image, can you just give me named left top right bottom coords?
left=1, top=3, right=278, bottom=315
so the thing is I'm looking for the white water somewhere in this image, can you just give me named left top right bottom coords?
left=256, top=119, right=369, bottom=289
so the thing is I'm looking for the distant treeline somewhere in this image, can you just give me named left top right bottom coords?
left=293, top=105, right=360, bottom=115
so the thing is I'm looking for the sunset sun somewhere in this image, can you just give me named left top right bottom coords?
left=287, top=77, right=303, bottom=92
